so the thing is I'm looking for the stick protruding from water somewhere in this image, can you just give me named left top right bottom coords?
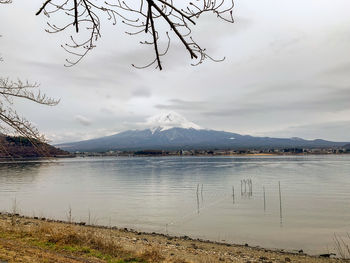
left=263, top=186, right=266, bottom=212
left=278, top=181, right=283, bottom=225
left=232, top=186, right=235, bottom=204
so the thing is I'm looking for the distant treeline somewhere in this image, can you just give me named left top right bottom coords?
left=134, top=150, right=165, bottom=155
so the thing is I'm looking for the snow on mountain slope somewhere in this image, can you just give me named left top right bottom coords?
left=146, top=112, right=201, bottom=132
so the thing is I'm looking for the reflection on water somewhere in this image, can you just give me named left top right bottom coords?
left=0, top=162, right=43, bottom=189
left=0, top=155, right=350, bottom=254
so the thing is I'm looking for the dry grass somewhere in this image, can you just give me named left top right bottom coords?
left=137, top=247, right=163, bottom=262
left=32, top=222, right=128, bottom=258
left=0, top=216, right=138, bottom=262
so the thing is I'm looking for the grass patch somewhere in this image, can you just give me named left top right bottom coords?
left=0, top=217, right=151, bottom=263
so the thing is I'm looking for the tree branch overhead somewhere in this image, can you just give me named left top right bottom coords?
left=35, top=0, right=234, bottom=70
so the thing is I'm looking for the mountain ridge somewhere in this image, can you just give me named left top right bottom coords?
left=57, top=127, right=348, bottom=152
left=56, top=112, right=349, bottom=152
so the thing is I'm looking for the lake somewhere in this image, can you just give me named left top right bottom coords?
left=0, top=155, right=350, bottom=255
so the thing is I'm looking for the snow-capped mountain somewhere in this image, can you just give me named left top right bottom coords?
left=57, top=112, right=348, bottom=152
left=146, top=112, right=201, bottom=132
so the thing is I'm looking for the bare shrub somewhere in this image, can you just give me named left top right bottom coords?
left=334, top=233, right=350, bottom=259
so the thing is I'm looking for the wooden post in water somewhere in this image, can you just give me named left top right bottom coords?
left=196, top=192, right=200, bottom=214
left=263, top=186, right=266, bottom=212
left=240, top=180, right=243, bottom=196
left=278, top=181, right=282, bottom=223
left=232, top=186, right=235, bottom=204
left=196, top=184, right=200, bottom=214
left=201, top=184, right=203, bottom=202
left=250, top=179, right=253, bottom=196
left=248, top=179, right=250, bottom=195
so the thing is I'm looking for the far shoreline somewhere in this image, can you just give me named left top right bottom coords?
left=0, top=152, right=349, bottom=162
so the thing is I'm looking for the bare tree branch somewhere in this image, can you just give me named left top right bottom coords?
left=0, top=78, right=59, bottom=141
left=35, top=0, right=234, bottom=70
left=0, top=21, right=59, bottom=143
left=148, top=1, right=162, bottom=70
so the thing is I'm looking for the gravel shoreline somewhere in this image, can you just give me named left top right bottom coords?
left=0, top=213, right=346, bottom=263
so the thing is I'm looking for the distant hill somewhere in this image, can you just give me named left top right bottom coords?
left=344, top=144, right=350, bottom=150
left=56, top=112, right=348, bottom=152
left=0, top=135, right=70, bottom=158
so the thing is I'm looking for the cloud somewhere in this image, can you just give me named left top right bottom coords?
left=131, top=88, right=151, bottom=98
left=74, top=115, right=92, bottom=126
left=324, top=63, right=350, bottom=77
left=203, top=86, right=350, bottom=117
left=155, top=99, right=206, bottom=111
left=48, top=127, right=118, bottom=144
left=260, top=121, right=350, bottom=142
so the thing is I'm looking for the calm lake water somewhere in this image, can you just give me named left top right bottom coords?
left=1, top=155, right=350, bottom=254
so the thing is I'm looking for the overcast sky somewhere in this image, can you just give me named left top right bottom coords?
left=1, top=0, right=350, bottom=143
